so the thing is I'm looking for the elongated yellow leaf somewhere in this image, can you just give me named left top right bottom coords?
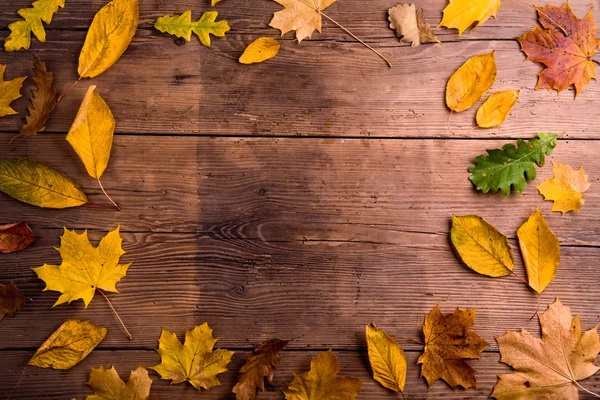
left=239, top=38, right=280, bottom=64
left=439, top=0, right=502, bottom=35
left=66, top=86, right=114, bottom=179
left=446, top=52, right=496, bottom=112
left=29, top=319, right=107, bottom=370
left=0, top=65, right=27, bottom=117
left=366, top=325, right=406, bottom=392
left=0, top=158, right=88, bottom=208
left=517, top=209, right=560, bottom=293
left=78, top=0, right=139, bottom=79
left=4, top=0, right=65, bottom=52
left=476, top=89, right=519, bottom=128
left=451, top=215, right=514, bottom=277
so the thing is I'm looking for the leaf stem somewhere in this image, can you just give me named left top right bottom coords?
left=6, top=365, right=27, bottom=400
left=98, top=288, right=133, bottom=340
left=57, top=77, right=81, bottom=103
left=514, top=0, right=568, bottom=36
left=97, top=179, right=121, bottom=211
left=511, top=269, right=529, bottom=285
left=86, top=202, right=120, bottom=209
left=575, top=381, right=600, bottom=398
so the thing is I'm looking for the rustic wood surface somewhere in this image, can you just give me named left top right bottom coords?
left=1, top=0, right=600, bottom=398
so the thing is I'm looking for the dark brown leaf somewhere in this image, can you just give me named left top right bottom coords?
left=0, top=280, right=26, bottom=321
left=19, top=54, right=57, bottom=137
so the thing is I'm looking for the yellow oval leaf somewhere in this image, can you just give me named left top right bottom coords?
left=446, top=52, right=497, bottom=112
left=517, top=209, right=560, bottom=293
left=451, top=215, right=514, bottom=277
left=28, top=319, right=107, bottom=370
left=239, top=37, right=280, bottom=64
left=0, top=158, right=88, bottom=208
left=366, top=325, right=406, bottom=392
left=537, top=162, right=591, bottom=215
left=78, top=0, right=139, bottom=79
left=476, top=89, right=519, bottom=128
left=67, top=86, right=115, bottom=179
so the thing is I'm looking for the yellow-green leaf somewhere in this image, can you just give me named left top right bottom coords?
left=66, top=86, right=115, bottom=179
left=4, top=0, right=65, bottom=52
left=154, top=11, right=230, bottom=47
left=517, top=209, right=560, bottom=293
left=239, top=38, right=280, bottom=64
left=439, top=0, right=502, bottom=35
left=0, top=158, right=88, bottom=208
left=451, top=215, right=514, bottom=277
left=476, top=89, right=519, bottom=128
left=446, top=52, right=497, bottom=112
left=87, top=366, right=153, bottom=400
left=29, top=319, right=107, bottom=370
left=366, top=325, right=406, bottom=392
left=0, top=65, right=27, bottom=117
left=78, top=0, right=139, bottom=79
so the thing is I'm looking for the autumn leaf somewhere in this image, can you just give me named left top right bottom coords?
left=270, top=0, right=336, bottom=42
left=0, top=158, right=88, bottom=208
left=365, top=324, right=406, bottom=393
left=388, top=4, right=439, bottom=47
left=476, top=89, right=519, bottom=128
left=0, top=65, right=27, bottom=118
left=87, top=366, right=153, bottom=400
left=18, top=55, right=57, bottom=138
left=418, top=306, right=488, bottom=389
left=446, top=52, right=496, bottom=113
left=537, top=162, right=591, bottom=214
left=439, top=0, right=502, bottom=35
left=517, top=2, right=600, bottom=96
left=4, top=0, right=65, bottom=52
left=0, top=281, right=26, bottom=321
left=233, top=338, right=289, bottom=400
left=212, top=0, right=224, bottom=5
left=239, top=38, right=281, bottom=64
left=492, top=298, right=600, bottom=399
left=151, top=323, right=234, bottom=391
left=0, top=222, right=35, bottom=254
left=469, top=133, right=558, bottom=195
left=154, top=11, right=230, bottom=47
left=282, top=350, right=362, bottom=400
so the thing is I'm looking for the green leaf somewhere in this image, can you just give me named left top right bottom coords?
left=469, top=133, right=558, bottom=195
left=154, top=10, right=230, bottom=47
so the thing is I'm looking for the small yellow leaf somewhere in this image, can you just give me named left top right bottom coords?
left=366, top=325, right=406, bottom=392
left=87, top=366, right=153, bottom=400
left=0, top=65, right=27, bottom=117
left=439, top=0, right=503, bottom=35
left=517, top=209, right=560, bottom=294
left=211, top=0, right=224, bottom=5
left=67, top=86, right=115, bottom=180
left=4, top=0, right=65, bottom=52
left=239, top=38, right=281, bottom=64
left=476, top=89, right=519, bottom=128
left=154, top=10, right=230, bottom=47
left=446, top=52, right=497, bottom=112
left=269, top=0, right=337, bottom=43
left=451, top=215, right=514, bottom=277
left=78, top=0, right=139, bottom=79
left=29, top=319, right=107, bottom=370
left=537, top=162, right=591, bottom=214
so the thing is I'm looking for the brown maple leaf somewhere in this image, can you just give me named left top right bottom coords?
left=0, top=280, right=26, bottom=322
left=19, top=55, right=57, bottom=137
left=517, top=2, right=600, bottom=96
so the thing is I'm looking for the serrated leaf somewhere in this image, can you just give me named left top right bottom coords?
left=366, top=325, right=406, bottom=392
left=4, top=0, right=65, bottom=52
left=78, top=0, right=139, bottom=79
left=239, top=38, right=280, bottom=64
left=0, top=281, right=26, bottom=321
left=19, top=55, right=57, bottom=137
left=537, top=162, right=591, bottom=214
left=438, top=0, right=502, bottom=35
left=154, top=10, right=230, bottom=47
left=446, top=52, right=496, bottom=112
left=269, top=0, right=337, bottom=43
left=87, top=366, right=153, bottom=400
left=0, top=65, right=27, bottom=117
left=476, top=89, right=519, bottom=128
left=388, top=4, right=439, bottom=47
left=469, top=133, right=558, bottom=195
left=29, top=319, right=107, bottom=370
left=0, top=222, right=35, bottom=254
left=0, top=158, right=88, bottom=208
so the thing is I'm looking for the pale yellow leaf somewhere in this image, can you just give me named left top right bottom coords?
left=269, top=0, right=337, bottom=42
left=239, top=38, right=281, bottom=64
left=365, top=325, right=406, bottom=392
left=476, top=89, right=519, bottom=128
left=537, top=162, right=591, bottom=214
left=446, top=52, right=496, bottom=112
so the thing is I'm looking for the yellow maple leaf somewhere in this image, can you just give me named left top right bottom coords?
left=32, top=227, right=130, bottom=308
left=446, top=52, right=497, bottom=113
left=239, top=38, right=281, bottom=64
left=269, top=0, right=337, bottom=42
left=439, top=0, right=502, bottom=35
left=492, top=298, right=600, bottom=399
left=537, top=162, right=591, bottom=214
left=365, top=325, right=406, bottom=393
left=0, top=65, right=26, bottom=117
left=476, top=89, right=519, bottom=128
left=282, top=350, right=362, bottom=400
left=87, top=366, right=153, bottom=400
left=4, top=0, right=65, bottom=52
left=151, top=323, right=234, bottom=391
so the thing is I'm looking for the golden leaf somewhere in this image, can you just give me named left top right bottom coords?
left=151, top=323, right=234, bottom=391
left=492, top=298, right=600, bottom=399
left=29, top=319, right=107, bottom=370
left=0, top=222, right=35, bottom=254
left=78, top=0, right=139, bottom=79
left=451, top=215, right=514, bottom=277
left=233, top=338, right=289, bottom=400
left=239, top=38, right=281, bottom=64
left=269, top=0, right=337, bottom=43
left=32, top=227, right=130, bottom=307
left=517, top=209, right=560, bottom=294
left=19, top=55, right=57, bottom=137
left=476, top=89, right=519, bottom=128
left=439, top=0, right=502, bottom=35
left=446, top=52, right=496, bottom=112
left=537, top=162, right=591, bottom=214
left=0, top=65, right=26, bottom=117
left=365, top=325, right=406, bottom=392
left=0, top=158, right=88, bottom=208
left=4, top=0, right=65, bottom=52
left=0, top=280, right=26, bottom=321
left=282, top=350, right=362, bottom=400
left=154, top=11, right=230, bottom=47
left=418, top=306, right=488, bottom=389
left=388, top=4, right=439, bottom=47
left=87, top=366, right=153, bottom=400
left=211, top=0, right=224, bottom=5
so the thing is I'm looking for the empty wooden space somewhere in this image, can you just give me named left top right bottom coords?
left=1, top=0, right=600, bottom=399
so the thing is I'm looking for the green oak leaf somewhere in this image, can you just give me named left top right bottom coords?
left=154, top=10, right=229, bottom=47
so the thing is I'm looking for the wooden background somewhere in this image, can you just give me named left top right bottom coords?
left=1, top=0, right=600, bottom=398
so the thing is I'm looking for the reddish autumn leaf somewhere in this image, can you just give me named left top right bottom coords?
left=0, top=222, right=35, bottom=253
left=0, top=280, right=26, bottom=321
